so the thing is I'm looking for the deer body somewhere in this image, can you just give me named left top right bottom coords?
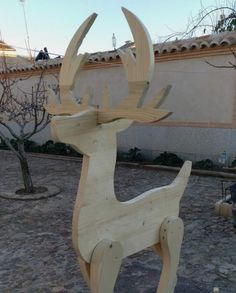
left=74, top=161, right=190, bottom=262
left=45, top=7, right=192, bottom=293
left=52, top=113, right=191, bottom=263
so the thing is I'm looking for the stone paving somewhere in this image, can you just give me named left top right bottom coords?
left=0, top=150, right=236, bottom=293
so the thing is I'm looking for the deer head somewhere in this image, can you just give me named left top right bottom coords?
left=44, top=7, right=172, bottom=155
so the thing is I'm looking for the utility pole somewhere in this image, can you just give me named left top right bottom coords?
left=19, top=0, right=32, bottom=59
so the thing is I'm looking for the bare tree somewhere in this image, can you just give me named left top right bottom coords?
left=158, top=0, right=236, bottom=43
left=157, top=1, right=236, bottom=69
left=0, top=57, right=54, bottom=194
left=183, top=0, right=236, bottom=38
left=206, top=48, right=236, bottom=68
left=185, top=1, right=236, bottom=70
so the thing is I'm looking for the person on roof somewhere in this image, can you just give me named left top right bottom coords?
left=35, top=47, right=50, bottom=61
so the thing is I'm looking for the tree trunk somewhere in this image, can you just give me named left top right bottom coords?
left=17, top=141, right=34, bottom=194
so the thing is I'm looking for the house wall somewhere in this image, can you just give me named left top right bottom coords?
left=75, top=52, right=236, bottom=162
left=75, top=54, right=236, bottom=126
left=1, top=50, right=236, bottom=163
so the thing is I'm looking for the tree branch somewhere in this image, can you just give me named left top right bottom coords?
left=0, top=121, right=19, bottom=139
left=205, top=60, right=236, bottom=68
left=0, top=130, right=21, bottom=159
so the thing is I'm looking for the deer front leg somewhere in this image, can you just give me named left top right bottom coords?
left=153, top=217, right=184, bottom=293
left=90, top=240, right=123, bottom=293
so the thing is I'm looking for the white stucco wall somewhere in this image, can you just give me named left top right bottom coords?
left=153, top=55, right=235, bottom=124
left=72, top=53, right=236, bottom=162
left=1, top=52, right=236, bottom=163
left=74, top=54, right=236, bottom=124
left=117, top=125, right=236, bottom=162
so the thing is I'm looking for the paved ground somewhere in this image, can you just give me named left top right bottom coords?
left=0, top=150, right=236, bottom=293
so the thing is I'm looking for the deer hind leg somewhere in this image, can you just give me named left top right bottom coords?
left=79, top=258, right=91, bottom=287
left=153, top=217, right=184, bottom=293
left=89, top=240, right=123, bottom=293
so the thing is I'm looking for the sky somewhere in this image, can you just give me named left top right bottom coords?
left=0, top=0, right=229, bottom=58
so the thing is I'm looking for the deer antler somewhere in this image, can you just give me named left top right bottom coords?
left=44, top=13, right=97, bottom=115
left=98, top=7, right=172, bottom=123
left=118, top=7, right=155, bottom=108
left=45, top=7, right=171, bottom=124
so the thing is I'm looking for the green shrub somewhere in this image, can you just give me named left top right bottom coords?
left=0, top=139, right=18, bottom=150
left=193, top=159, right=215, bottom=170
left=153, top=152, right=183, bottom=167
left=0, top=139, right=9, bottom=150
left=0, top=139, right=42, bottom=153
left=24, top=140, right=39, bottom=152
left=40, top=140, right=67, bottom=155
left=10, top=139, right=18, bottom=150
left=67, top=146, right=81, bottom=157
left=0, top=138, right=82, bottom=157
left=231, top=158, right=236, bottom=167
left=119, top=147, right=145, bottom=162
left=40, top=140, right=55, bottom=153
left=54, top=142, right=69, bottom=155
left=40, top=140, right=81, bottom=157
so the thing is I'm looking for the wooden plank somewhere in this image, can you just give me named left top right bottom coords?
left=116, top=7, right=154, bottom=109
left=155, top=217, right=184, bottom=293
left=119, top=7, right=154, bottom=83
left=45, top=7, right=192, bottom=293
left=90, top=240, right=123, bottom=293
left=44, top=13, right=97, bottom=115
left=146, top=85, right=172, bottom=108
left=79, top=259, right=91, bottom=287
left=98, top=109, right=171, bottom=123
left=71, top=157, right=191, bottom=262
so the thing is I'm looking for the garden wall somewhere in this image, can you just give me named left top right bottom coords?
left=1, top=33, right=236, bottom=163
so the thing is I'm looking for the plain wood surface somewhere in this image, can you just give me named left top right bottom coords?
left=155, top=217, right=184, bottom=293
left=44, top=7, right=192, bottom=293
left=90, top=240, right=123, bottom=293
left=44, top=13, right=97, bottom=116
left=50, top=112, right=190, bottom=265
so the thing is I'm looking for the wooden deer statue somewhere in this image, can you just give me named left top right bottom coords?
left=45, top=7, right=192, bottom=293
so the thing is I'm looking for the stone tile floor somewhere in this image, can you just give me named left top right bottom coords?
left=0, top=150, right=235, bottom=293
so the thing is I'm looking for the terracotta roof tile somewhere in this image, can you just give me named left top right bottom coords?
left=1, top=30, right=236, bottom=74
left=0, top=57, right=63, bottom=74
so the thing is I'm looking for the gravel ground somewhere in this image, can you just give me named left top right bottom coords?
left=0, top=150, right=235, bottom=293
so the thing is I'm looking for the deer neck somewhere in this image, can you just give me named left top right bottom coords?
left=76, top=132, right=118, bottom=207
